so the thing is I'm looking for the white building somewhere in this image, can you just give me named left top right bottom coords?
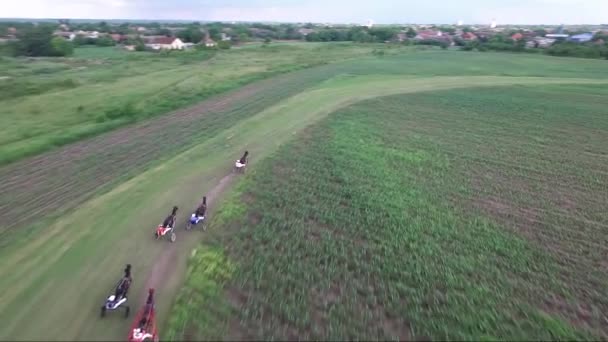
left=144, top=37, right=186, bottom=50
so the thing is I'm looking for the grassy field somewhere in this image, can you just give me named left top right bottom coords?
left=169, top=84, right=608, bottom=340
left=3, top=44, right=608, bottom=165
left=1, top=46, right=608, bottom=341
left=0, top=43, right=409, bottom=165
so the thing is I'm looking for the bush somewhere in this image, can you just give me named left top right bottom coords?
left=95, top=36, right=116, bottom=47
left=546, top=42, right=605, bottom=59
left=104, top=102, right=139, bottom=121
left=217, top=41, right=231, bottom=49
left=50, top=37, right=74, bottom=56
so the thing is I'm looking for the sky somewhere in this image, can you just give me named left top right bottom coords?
left=3, top=0, right=607, bottom=25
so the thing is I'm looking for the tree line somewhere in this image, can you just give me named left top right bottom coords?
left=304, top=27, right=413, bottom=43
left=459, top=32, right=608, bottom=60
left=8, top=24, right=74, bottom=57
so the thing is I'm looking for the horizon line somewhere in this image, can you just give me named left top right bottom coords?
left=1, top=17, right=606, bottom=26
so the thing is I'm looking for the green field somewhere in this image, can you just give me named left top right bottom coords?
left=0, top=45, right=607, bottom=341
left=169, top=84, right=608, bottom=340
left=0, top=43, right=407, bottom=165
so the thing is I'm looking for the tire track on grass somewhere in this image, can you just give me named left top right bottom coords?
left=142, top=173, right=235, bottom=302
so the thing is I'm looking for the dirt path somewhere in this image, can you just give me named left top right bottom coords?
left=142, top=174, right=235, bottom=303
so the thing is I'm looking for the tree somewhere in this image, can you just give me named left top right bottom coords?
left=50, top=36, right=74, bottom=56
left=264, top=37, right=272, bottom=44
left=238, top=33, right=250, bottom=43
left=305, top=32, right=321, bottom=42
left=406, top=27, right=417, bottom=38
left=12, top=25, right=55, bottom=56
left=190, top=30, right=203, bottom=44
left=98, top=21, right=110, bottom=33
left=369, top=28, right=397, bottom=41
left=208, top=27, right=221, bottom=41
left=593, top=32, right=608, bottom=42
left=72, top=35, right=88, bottom=46
left=177, top=27, right=203, bottom=43
left=351, top=30, right=374, bottom=43
left=217, top=40, right=231, bottom=49
left=135, top=42, right=146, bottom=51
left=438, top=26, right=456, bottom=35
left=157, top=28, right=172, bottom=37
left=96, top=35, right=116, bottom=46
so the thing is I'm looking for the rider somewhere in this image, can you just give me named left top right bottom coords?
left=194, top=196, right=207, bottom=220
left=161, top=206, right=178, bottom=229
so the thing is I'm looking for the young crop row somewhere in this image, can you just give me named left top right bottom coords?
left=168, top=84, right=608, bottom=340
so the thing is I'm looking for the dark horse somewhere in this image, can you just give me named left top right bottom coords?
left=138, top=288, right=155, bottom=329
left=114, top=264, right=132, bottom=300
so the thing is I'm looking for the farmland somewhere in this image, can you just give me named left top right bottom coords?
left=1, top=45, right=608, bottom=341
left=168, top=84, right=608, bottom=340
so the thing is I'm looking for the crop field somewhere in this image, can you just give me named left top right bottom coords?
left=169, top=84, right=608, bottom=341
left=1, top=45, right=608, bottom=341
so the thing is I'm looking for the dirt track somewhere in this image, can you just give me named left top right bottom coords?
left=0, top=68, right=328, bottom=236
left=141, top=173, right=235, bottom=303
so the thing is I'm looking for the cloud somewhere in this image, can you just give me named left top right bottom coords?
left=2, top=0, right=607, bottom=24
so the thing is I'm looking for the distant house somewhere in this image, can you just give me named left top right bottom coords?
left=203, top=38, right=217, bottom=47
left=511, top=33, right=523, bottom=41
left=569, top=33, right=593, bottom=43
left=110, top=34, right=125, bottom=43
left=415, top=30, right=452, bottom=44
left=7, top=27, right=17, bottom=35
left=415, top=30, right=442, bottom=40
left=144, top=37, right=185, bottom=50
left=534, top=37, right=556, bottom=48
left=54, top=31, right=76, bottom=40
left=220, top=32, right=231, bottom=41
left=75, top=30, right=99, bottom=39
left=461, top=32, right=477, bottom=40
left=297, top=28, right=315, bottom=36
